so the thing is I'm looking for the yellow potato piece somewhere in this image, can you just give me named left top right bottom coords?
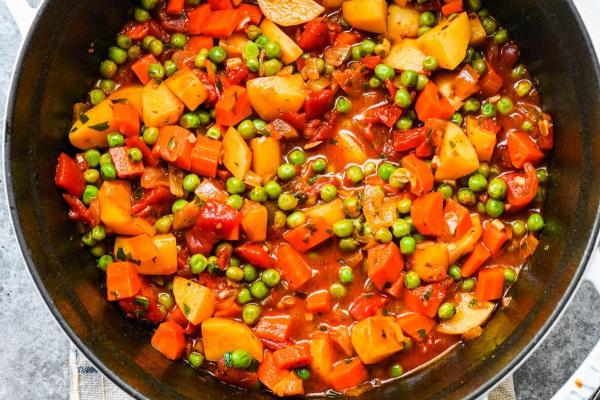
left=413, top=241, right=449, bottom=282
left=417, top=12, right=470, bottom=70
left=259, top=19, right=303, bottom=64
left=250, top=136, right=281, bottom=183
left=321, top=0, right=346, bottom=8
left=342, top=0, right=387, bottom=34
left=351, top=316, right=404, bottom=364
left=468, top=13, right=486, bottom=46
left=384, top=40, right=427, bottom=73
left=142, top=80, right=184, bottom=128
left=222, top=127, right=252, bottom=179
left=387, top=4, right=419, bottom=42
left=172, top=277, right=216, bottom=325
left=466, top=116, right=497, bottom=162
left=202, top=318, right=264, bottom=362
left=98, top=181, right=156, bottom=236
left=334, top=130, right=368, bottom=165
left=435, top=122, right=479, bottom=181
left=109, top=85, right=144, bottom=116
left=69, top=99, right=116, bottom=150
left=246, top=75, right=307, bottom=120
left=165, top=68, right=207, bottom=111
left=258, top=0, right=325, bottom=26
left=437, top=294, right=495, bottom=335
left=304, top=198, right=345, bottom=226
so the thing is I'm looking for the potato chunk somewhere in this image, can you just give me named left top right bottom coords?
left=417, top=12, right=470, bottom=70
left=435, top=122, right=479, bottom=181
left=351, top=316, right=404, bottom=364
left=246, top=75, right=307, bottom=120
left=202, top=318, right=264, bottom=361
left=342, top=0, right=387, bottom=34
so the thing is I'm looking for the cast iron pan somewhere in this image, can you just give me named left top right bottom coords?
left=5, top=0, right=600, bottom=398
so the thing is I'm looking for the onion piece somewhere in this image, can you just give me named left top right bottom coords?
left=141, top=166, right=170, bottom=189
left=168, top=165, right=184, bottom=197
left=258, top=0, right=325, bottom=26
left=324, top=45, right=351, bottom=67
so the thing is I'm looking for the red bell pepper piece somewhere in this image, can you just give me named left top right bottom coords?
left=196, top=200, right=241, bottom=239
left=185, top=35, right=214, bottom=53
left=415, top=82, right=455, bottom=122
left=349, top=294, right=389, bottom=320
left=482, top=220, right=512, bottom=257
left=360, top=55, right=383, bottom=70
left=441, top=0, right=463, bottom=16
left=393, top=126, right=428, bottom=152
left=501, top=162, right=539, bottom=208
left=507, top=131, right=545, bottom=168
left=121, top=21, right=150, bottom=40
left=368, top=104, right=402, bottom=128
left=208, top=0, right=232, bottom=10
left=62, top=194, right=92, bottom=225
left=55, top=153, right=85, bottom=197
left=297, top=20, right=329, bottom=51
left=304, top=89, right=335, bottom=120
left=237, top=4, right=263, bottom=27
left=108, top=146, right=144, bottom=179
left=402, top=153, right=434, bottom=196
left=124, top=136, right=159, bottom=167
left=235, top=243, right=275, bottom=269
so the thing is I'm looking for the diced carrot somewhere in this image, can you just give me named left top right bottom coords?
left=402, top=154, right=434, bottom=196
left=131, top=54, right=159, bottom=85
left=208, top=0, right=232, bottom=10
left=272, top=342, right=312, bottom=369
left=112, top=103, right=140, bottom=137
left=461, top=242, right=491, bottom=277
left=185, top=35, right=214, bottom=53
left=397, top=313, right=435, bottom=342
left=442, top=199, right=472, bottom=241
left=275, top=244, right=313, bottom=290
left=329, top=358, right=369, bottom=392
left=385, top=272, right=405, bottom=298
left=166, top=0, right=185, bottom=15
left=479, top=63, right=503, bottom=96
left=153, top=126, right=194, bottom=170
left=106, top=262, right=141, bottom=301
left=151, top=321, right=186, bottom=360
left=202, top=9, right=241, bottom=38
left=441, top=0, right=463, bottom=16
left=367, top=242, right=404, bottom=290
left=415, top=81, right=455, bottom=122
left=482, top=220, right=512, bottom=257
left=306, top=290, right=331, bottom=313
left=254, top=314, right=293, bottom=342
left=109, top=146, right=144, bottom=179
left=310, top=335, right=334, bottom=380
left=188, top=4, right=212, bottom=35
left=411, top=191, right=444, bottom=236
left=167, top=305, right=190, bottom=327
left=282, top=217, right=333, bottom=252
left=215, top=85, right=252, bottom=126
left=258, top=352, right=304, bottom=396
left=507, top=131, right=545, bottom=169
left=214, top=296, right=242, bottom=318
left=475, top=267, right=505, bottom=301
left=55, top=153, right=86, bottom=197
left=125, top=136, right=159, bottom=167
left=328, top=325, right=354, bottom=356
left=237, top=4, right=263, bottom=26
left=165, top=68, right=208, bottom=111
left=190, top=135, right=222, bottom=178
left=240, top=201, right=268, bottom=242
left=403, top=283, right=446, bottom=318
left=272, top=373, right=304, bottom=397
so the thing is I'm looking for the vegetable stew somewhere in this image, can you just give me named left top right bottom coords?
left=55, top=0, right=552, bottom=396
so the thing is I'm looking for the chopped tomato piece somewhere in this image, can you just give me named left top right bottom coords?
left=109, top=146, right=144, bottom=179
left=235, top=243, right=275, bottom=269
left=501, top=162, right=539, bottom=208
left=55, top=153, right=85, bottom=197
left=403, top=283, right=446, bottom=318
left=349, top=294, right=389, bottom=320
left=507, top=131, right=545, bottom=168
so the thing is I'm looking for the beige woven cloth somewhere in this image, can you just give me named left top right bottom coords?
left=69, top=345, right=516, bottom=400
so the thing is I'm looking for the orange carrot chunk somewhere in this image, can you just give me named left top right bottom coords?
left=475, top=267, right=505, bottom=301
left=367, top=242, right=404, bottom=290
left=106, top=261, right=141, bottom=301
left=397, top=313, right=436, bottom=342
left=190, top=135, right=222, bottom=177
left=329, top=358, right=369, bottom=392
left=254, top=314, right=294, bottom=342
left=215, top=85, right=253, bottom=126
left=187, top=4, right=212, bottom=35
left=112, top=103, right=140, bottom=137
left=306, top=289, right=332, bottom=313
left=131, top=54, right=159, bottom=85
left=507, top=131, right=545, bottom=169
left=272, top=342, right=312, bottom=369
left=283, top=217, right=333, bottom=252
left=461, top=242, right=491, bottom=277
left=411, top=191, right=444, bottom=236
left=275, top=244, right=313, bottom=290
left=482, top=220, right=512, bottom=257
left=151, top=321, right=186, bottom=360
left=202, top=10, right=241, bottom=38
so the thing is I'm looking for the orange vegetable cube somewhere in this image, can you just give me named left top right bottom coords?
left=106, top=262, right=141, bottom=301
left=367, top=242, right=404, bottom=290
left=151, top=321, right=186, bottom=360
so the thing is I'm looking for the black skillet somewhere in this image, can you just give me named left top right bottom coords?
left=5, top=0, right=600, bottom=398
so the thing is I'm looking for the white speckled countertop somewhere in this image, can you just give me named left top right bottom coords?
left=0, top=1, right=598, bottom=398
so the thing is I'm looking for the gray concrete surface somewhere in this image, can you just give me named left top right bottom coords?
left=0, top=0, right=598, bottom=399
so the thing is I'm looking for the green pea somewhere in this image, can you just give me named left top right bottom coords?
left=148, top=63, right=165, bottom=80
left=157, top=292, right=173, bottom=309
left=189, top=254, right=208, bottom=274
left=438, top=302, right=456, bottom=319
left=418, top=26, right=432, bottom=37
left=230, top=349, right=252, bottom=369
left=134, top=7, right=150, bottom=22
left=244, top=41, right=260, bottom=60
left=468, top=174, right=488, bottom=192
left=91, top=225, right=106, bottom=241
left=422, top=56, right=438, bottom=71
left=148, top=39, right=164, bottom=56
left=487, top=178, right=507, bottom=199
left=512, top=64, right=526, bottom=79
left=331, top=219, right=352, bottom=238
left=390, top=364, right=403, bottom=378
left=374, top=63, right=395, bottom=81
left=339, top=238, right=357, bottom=252
left=521, top=120, right=534, bottom=131
left=336, top=96, right=352, bottom=114
left=206, top=126, right=221, bottom=140
left=497, top=97, right=514, bottom=115
left=100, top=79, right=116, bottom=94
left=263, top=59, right=282, bottom=76
left=246, top=25, right=261, bottom=40
left=226, top=194, right=244, bottom=210
left=288, top=149, right=306, bottom=166
left=504, top=268, right=517, bottom=285
left=481, top=102, right=497, bottom=118
left=82, top=231, right=96, bottom=247
left=170, top=33, right=187, bottom=49
left=416, top=73, right=429, bottom=91
left=84, top=169, right=100, bottom=184
left=273, top=210, right=287, bottom=229
left=255, top=34, right=269, bottom=48
left=401, top=69, right=418, bottom=87
left=397, top=198, right=412, bottom=214
left=451, top=112, right=464, bottom=125
left=246, top=57, right=259, bottom=72
left=180, top=113, right=200, bottom=129
left=89, top=89, right=106, bottom=105
left=142, top=35, right=157, bottom=49
left=226, top=177, right=246, bottom=195
left=276, top=163, right=296, bottom=181
left=392, top=219, right=411, bottom=238
left=400, top=236, right=416, bottom=255
left=208, top=46, right=227, bottom=63
left=486, top=199, right=505, bottom=217
left=449, top=265, right=462, bottom=280
left=196, top=111, right=210, bottom=126
left=116, top=34, right=132, bottom=50
left=362, top=161, right=375, bottom=176
left=311, top=158, right=327, bottom=173
left=238, top=119, right=256, bottom=139
left=264, top=181, right=282, bottom=200
left=466, top=0, right=481, bottom=10
left=343, top=198, right=360, bottom=218
left=378, top=162, right=396, bottom=181
left=84, top=150, right=101, bottom=168
left=97, top=255, right=113, bottom=271
left=242, top=264, right=258, bottom=282
left=516, top=80, right=532, bottom=97
left=296, top=368, right=311, bottom=381
left=250, top=281, right=269, bottom=300
left=461, top=278, right=476, bottom=292
left=396, top=116, right=413, bottom=130
left=329, top=283, right=347, bottom=299
left=261, top=269, right=281, bottom=287
left=527, top=213, right=545, bottom=232
left=345, top=166, right=363, bottom=185
left=237, top=288, right=253, bottom=304
left=108, top=46, right=127, bottom=65
left=155, top=215, right=173, bottom=233
left=264, top=40, right=281, bottom=59
left=242, top=304, right=261, bottom=325
left=368, top=77, right=382, bottom=88
left=320, top=184, right=337, bottom=202
left=458, top=188, right=476, bottom=206
left=188, top=352, right=204, bottom=368
left=194, top=49, right=209, bottom=68
left=127, top=147, right=143, bottom=163
left=404, top=271, right=421, bottom=289
left=99, top=60, right=118, bottom=79
left=182, top=174, right=200, bottom=192
left=359, top=39, right=376, bottom=55
left=90, top=244, right=106, bottom=257
left=419, top=11, right=436, bottom=27
left=512, top=220, right=527, bottom=236
left=100, top=163, right=116, bottom=180
left=287, top=211, right=306, bottom=228
left=248, top=186, right=267, bottom=203
left=394, top=88, right=412, bottom=108
left=171, top=199, right=188, bottom=213
left=463, top=97, right=481, bottom=114
left=226, top=266, right=244, bottom=282
left=471, top=58, right=488, bottom=75
left=351, top=45, right=362, bottom=61
left=143, top=127, right=159, bottom=145
left=437, top=184, right=453, bottom=199
left=481, top=16, right=498, bottom=35
left=106, top=132, right=124, bottom=148
left=494, top=29, right=509, bottom=45
left=375, top=228, right=393, bottom=243
left=127, top=45, right=141, bottom=60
